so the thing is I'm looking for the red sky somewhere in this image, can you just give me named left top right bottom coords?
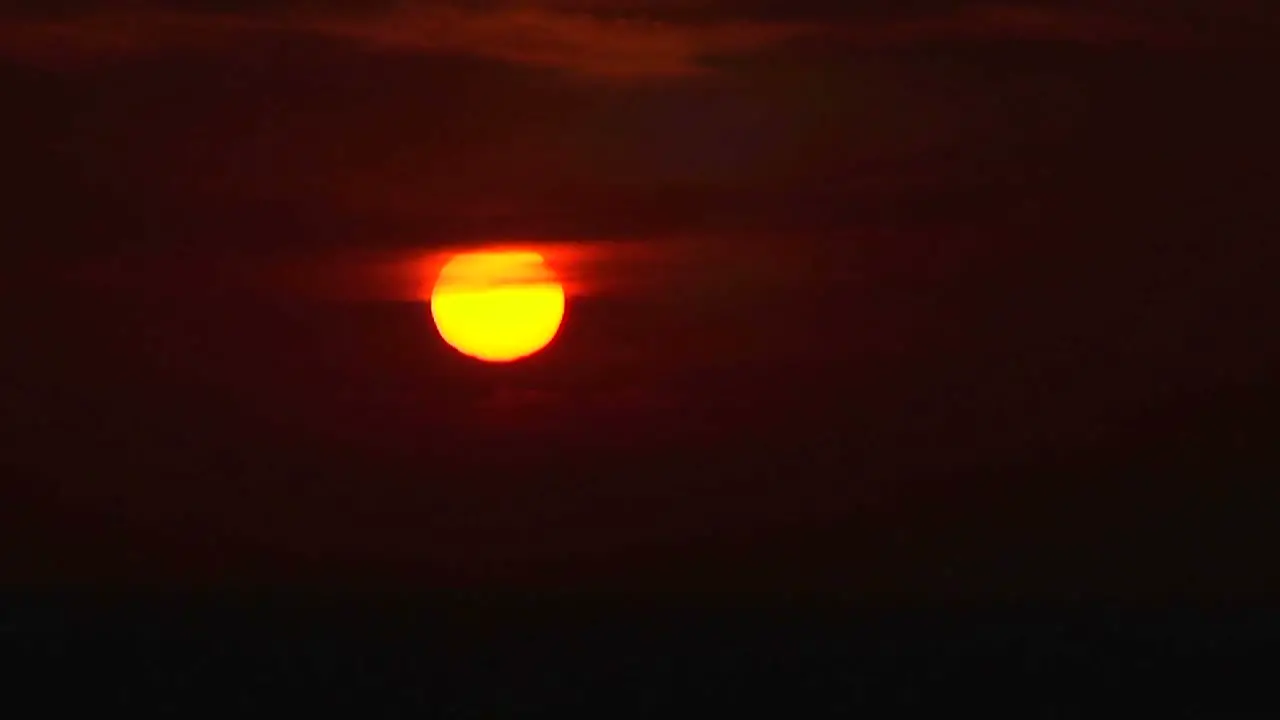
left=2, top=0, right=1277, bottom=593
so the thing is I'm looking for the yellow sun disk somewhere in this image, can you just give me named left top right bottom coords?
left=430, top=251, right=566, bottom=362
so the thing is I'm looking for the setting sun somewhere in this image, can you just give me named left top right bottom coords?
left=429, top=250, right=566, bottom=363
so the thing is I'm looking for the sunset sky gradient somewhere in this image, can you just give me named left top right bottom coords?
left=2, top=0, right=1277, bottom=594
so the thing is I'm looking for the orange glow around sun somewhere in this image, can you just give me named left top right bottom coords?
left=429, top=250, right=566, bottom=363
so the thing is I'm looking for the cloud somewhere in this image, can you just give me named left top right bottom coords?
left=0, top=2, right=1264, bottom=78
left=0, top=4, right=814, bottom=78
left=298, top=5, right=812, bottom=77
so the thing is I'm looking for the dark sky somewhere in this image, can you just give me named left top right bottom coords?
left=2, top=1, right=1278, bottom=595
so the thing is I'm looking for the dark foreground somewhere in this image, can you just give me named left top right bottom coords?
left=4, top=597, right=1277, bottom=714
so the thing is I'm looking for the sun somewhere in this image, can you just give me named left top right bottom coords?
left=429, top=249, right=566, bottom=363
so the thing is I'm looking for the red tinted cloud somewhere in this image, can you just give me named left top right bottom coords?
left=0, top=4, right=812, bottom=78
left=296, top=5, right=812, bottom=77
left=0, top=2, right=1262, bottom=77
